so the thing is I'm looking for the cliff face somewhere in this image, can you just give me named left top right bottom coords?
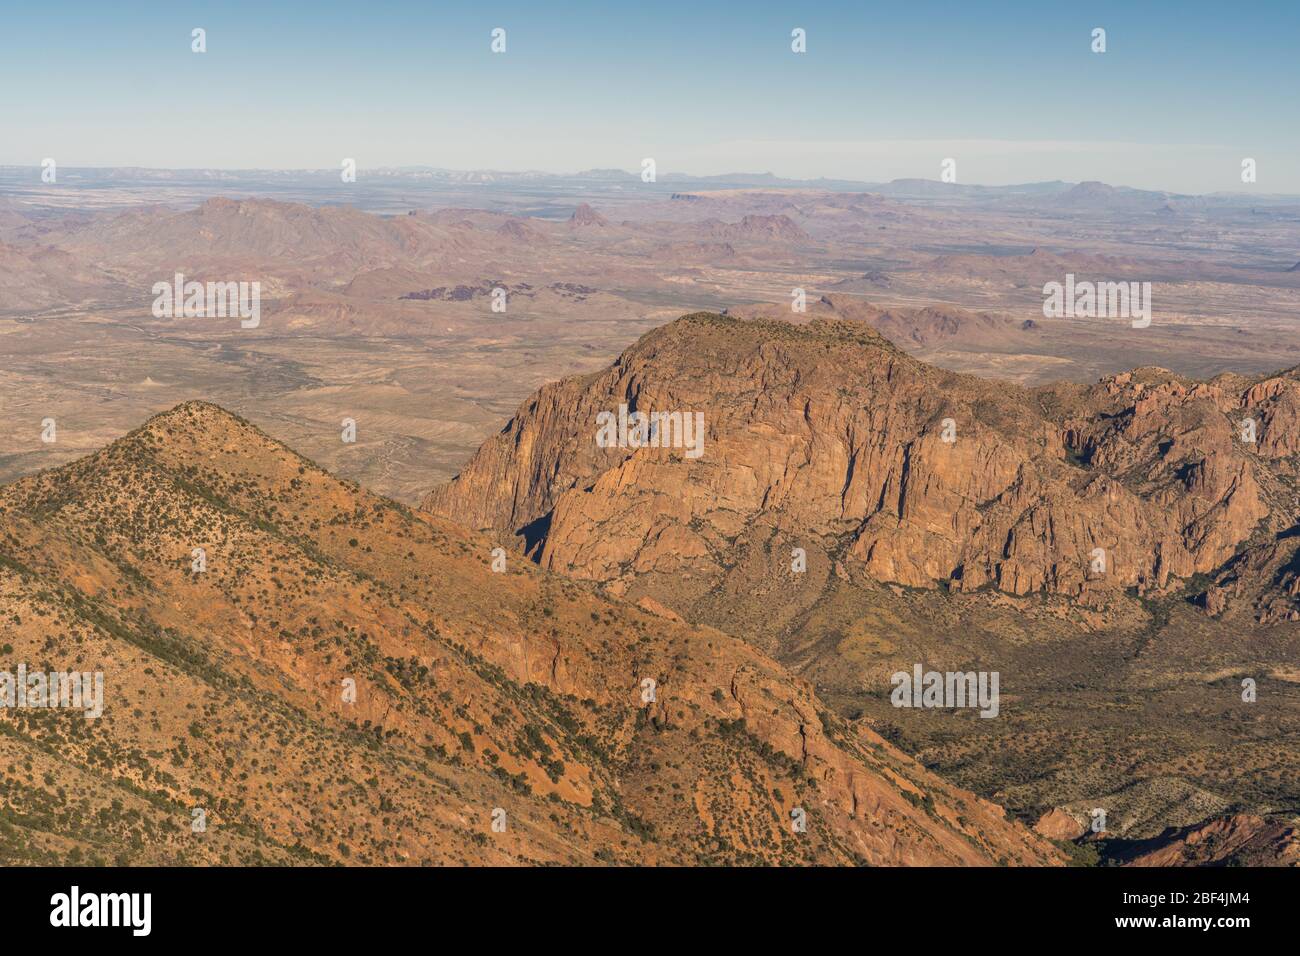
left=423, top=313, right=1297, bottom=609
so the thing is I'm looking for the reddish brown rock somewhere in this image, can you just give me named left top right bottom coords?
left=1034, top=808, right=1087, bottom=841
left=1122, top=814, right=1300, bottom=867
left=424, top=313, right=1292, bottom=609
left=0, top=400, right=1063, bottom=867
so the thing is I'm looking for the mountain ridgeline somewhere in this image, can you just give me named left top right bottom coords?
left=420, top=312, right=1300, bottom=863
left=0, top=402, right=1058, bottom=866
left=423, top=312, right=1300, bottom=620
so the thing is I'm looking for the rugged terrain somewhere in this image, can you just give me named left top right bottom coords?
left=0, top=402, right=1059, bottom=866
left=423, top=312, right=1300, bottom=859
left=5, top=169, right=1300, bottom=866
left=423, top=311, right=1300, bottom=610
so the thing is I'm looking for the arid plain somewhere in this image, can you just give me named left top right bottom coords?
left=5, top=167, right=1300, bottom=502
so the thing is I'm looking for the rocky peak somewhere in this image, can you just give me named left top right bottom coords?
left=423, top=313, right=1297, bottom=611
left=568, top=203, right=609, bottom=227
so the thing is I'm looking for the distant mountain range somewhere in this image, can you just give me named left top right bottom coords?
left=5, top=165, right=1299, bottom=202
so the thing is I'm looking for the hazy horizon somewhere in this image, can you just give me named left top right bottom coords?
left=4, top=163, right=1300, bottom=201
left=3, top=0, right=1298, bottom=194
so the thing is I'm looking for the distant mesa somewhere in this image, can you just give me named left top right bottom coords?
left=875, top=178, right=965, bottom=197
left=1052, top=180, right=1186, bottom=213
left=686, top=214, right=809, bottom=243
left=727, top=294, right=1030, bottom=348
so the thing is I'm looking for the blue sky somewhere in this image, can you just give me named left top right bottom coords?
left=2, top=0, right=1297, bottom=192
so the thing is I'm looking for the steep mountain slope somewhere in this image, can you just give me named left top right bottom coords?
left=421, top=313, right=1300, bottom=841
left=423, top=312, right=1296, bottom=606
left=0, top=402, right=1059, bottom=866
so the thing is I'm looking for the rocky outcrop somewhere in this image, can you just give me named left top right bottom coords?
left=423, top=313, right=1293, bottom=605
left=1118, top=814, right=1300, bottom=867
left=568, top=203, right=609, bottom=228
left=1034, top=808, right=1087, bottom=841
